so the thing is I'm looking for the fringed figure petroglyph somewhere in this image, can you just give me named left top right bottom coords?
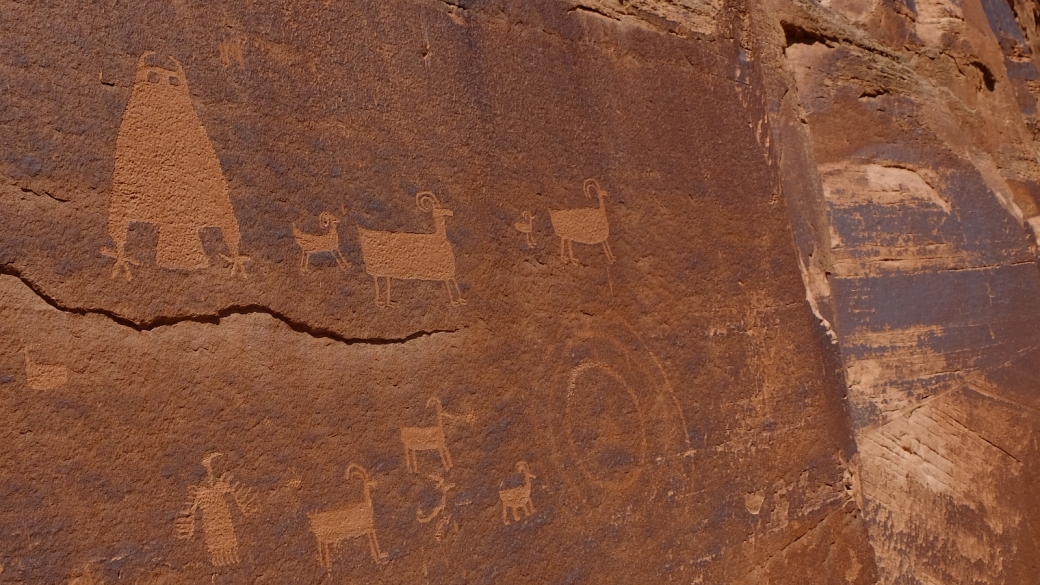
left=499, top=461, right=536, bottom=525
left=357, top=191, right=466, bottom=307
left=104, top=51, right=248, bottom=280
left=513, top=210, right=537, bottom=248
left=549, top=178, right=616, bottom=265
left=21, top=345, right=67, bottom=391
left=401, top=397, right=458, bottom=474
left=175, top=453, right=260, bottom=567
left=308, top=463, right=388, bottom=571
left=293, top=211, right=349, bottom=273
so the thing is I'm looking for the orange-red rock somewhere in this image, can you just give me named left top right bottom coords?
left=2, top=0, right=1038, bottom=583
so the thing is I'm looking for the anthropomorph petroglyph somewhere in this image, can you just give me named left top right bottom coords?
left=417, top=473, right=457, bottom=541
left=22, top=345, right=67, bottom=391
left=308, top=463, right=388, bottom=571
left=513, top=210, right=537, bottom=248
left=293, top=211, right=349, bottom=273
left=499, top=461, right=536, bottom=525
left=416, top=474, right=455, bottom=524
left=175, top=453, right=260, bottom=567
left=549, top=179, right=616, bottom=265
left=103, top=51, right=248, bottom=280
left=401, top=397, right=474, bottom=474
left=357, top=191, right=466, bottom=307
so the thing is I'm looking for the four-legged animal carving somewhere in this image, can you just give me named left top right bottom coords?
left=308, top=463, right=387, bottom=572
left=499, top=461, right=536, bottom=525
left=549, top=178, right=616, bottom=265
left=357, top=191, right=466, bottom=307
left=401, top=397, right=454, bottom=473
left=293, top=211, right=349, bottom=273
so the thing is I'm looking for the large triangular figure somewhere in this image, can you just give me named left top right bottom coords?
left=103, top=51, right=248, bottom=280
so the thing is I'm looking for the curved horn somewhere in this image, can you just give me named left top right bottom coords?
left=583, top=178, right=601, bottom=199
left=426, top=396, right=441, bottom=409
left=416, top=191, right=441, bottom=211
left=345, top=463, right=368, bottom=482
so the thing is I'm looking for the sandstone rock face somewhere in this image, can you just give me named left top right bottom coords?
left=0, top=0, right=1035, bottom=583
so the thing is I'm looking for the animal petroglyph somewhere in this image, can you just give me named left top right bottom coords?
left=22, top=345, right=67, bottom=390
left=357, top=192, right=466, bottom=307
left=550, top=178, right=616, bottom=265
left=175, top=453, right=260, bottom=567
left=104, top=51, right=248, bottom=280
left=401, top=397, right=473, bottom=474
left=293, top=211, right=349, bottom=273
left=499, top=461, right=536, bottom=525
left=513, top=210, right=537, bottom=248
left=269, top=467, right=303, bottom=513
left=744, top=489, right=766, bottom=515
left=308, top=463, right=387, bottom=571
left=416, top=474, right=455, bottom=524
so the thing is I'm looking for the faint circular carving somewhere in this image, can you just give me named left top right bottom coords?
left=565, top=361, right=648, bottom=491
left=540, top=316, right=691, bottom=519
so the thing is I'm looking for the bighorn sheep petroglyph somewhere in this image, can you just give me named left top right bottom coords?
left=308, top=463, right=387, bottom=571
left=292, top=211, right=349, bottom=273
left=499, top=461, right=536, bottom=525
left=401, top=397, right=454, bottom=474
left=357, top=191, right=466, bottom=307
left=549, top=178, right=616, bottom=265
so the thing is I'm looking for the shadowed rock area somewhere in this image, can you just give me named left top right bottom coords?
left=0, top=0, right=1037, bottom=583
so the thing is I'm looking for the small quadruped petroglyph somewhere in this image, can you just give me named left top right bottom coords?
left=499, top=461, right=537, bottom=525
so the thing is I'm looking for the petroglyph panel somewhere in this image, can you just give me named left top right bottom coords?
left=0, top=1, right=878, bottom=583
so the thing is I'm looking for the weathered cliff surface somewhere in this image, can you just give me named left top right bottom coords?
left=766, top=0, right=1040, bottom=581
left=0, top=0, right=1035, bottom=583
